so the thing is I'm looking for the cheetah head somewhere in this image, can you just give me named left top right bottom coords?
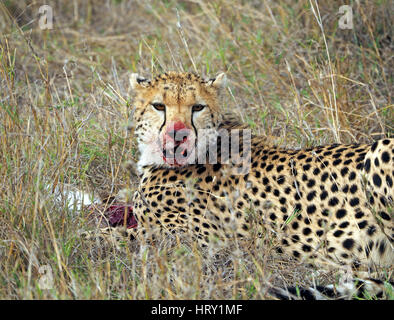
left=129, top=71, right=226, bottom=171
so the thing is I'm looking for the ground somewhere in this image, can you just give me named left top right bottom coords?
left=0, top=1, right=392, bottom=299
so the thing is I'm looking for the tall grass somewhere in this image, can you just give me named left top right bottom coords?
left=0, top=0, right=392, bottom=299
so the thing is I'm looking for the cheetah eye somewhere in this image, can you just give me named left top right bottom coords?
left=192, top=104, right=206, bottom=112
left=151, top=102, right=166, bottom=111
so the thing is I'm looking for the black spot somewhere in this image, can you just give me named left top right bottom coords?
left=266, top=164, right=274, bottom=172
left=336, top=209, right=347, bottom=219
left=343, top=239, right=354, bottom=250
left=213, top=163, right=222, bottom=171
left=303, top=228, right=312, bottom=236
left=307, top=205, right=316, bottom=214
left=333, top=159, right=342, bottom=166
left=339, top=221, right=349, bottom=228
left=371, top=141, right=378, bottom=152
left=277, top=175, right=286, bottom=184
left=382, top=139, right=390, bottom=145
left=328, top=197, right=339, bottom=206
left=379, top=211, right=390, bottom=221
left=316, top=230, right=324, bottom=237
left=386, top=175, right=393, bottom=188
left=330, top=172, right=338, bottom=180
left=205, top=176, right=213, bottom=183
left=270, top=213, right=277, bottom=221
left=293, top=251, right=300, bottom=258
left=364, top=158, right=371, bottom=173
left=333, top=230, right=344, bottom=237
left=307, top=179, right=316, bottom=188
left=349, top=198, right=359, bottom=207
left=320, top=190, right=328, bottom=201
left=355, top=211, right=364, bottom=219
left=307, top=191, right=316, bottom=201
left=349, top=185, right=358, bottom=194
left=378, top=241, right=386, bottom=255
left=379, top=195, right=386, bottom=206
left=281, top=239, right=289, bottom=246
left=197, top=166, right=206, bottom=174
left=340, top=167, right=349, bottom=176
left=367, top=225, right=376, bottom=236
left=277, top=165, right=284, bottom=173
left=291, top=235, right=300, bottom=243
left=321, top=172, right=329, bottom=182
left=292, top=222, right=299, bottom=230
left=331, top=184, right=338, bottom=193
left=313, top=168, right=321, bottom=175
left=358, top=220, right=368, bottom=229
left=302, top=245, right=312, bottom=252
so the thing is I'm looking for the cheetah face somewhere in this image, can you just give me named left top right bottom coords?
left=129, top=72, right=226, bottom=171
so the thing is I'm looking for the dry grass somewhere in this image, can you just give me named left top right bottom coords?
left=0, top=0, right=392, bottom=299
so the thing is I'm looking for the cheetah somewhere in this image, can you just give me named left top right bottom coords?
left=83, top=72, right=393, bottom=299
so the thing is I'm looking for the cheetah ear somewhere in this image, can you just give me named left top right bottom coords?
left=206, top=72, right=227, bottom=89
left=129, top=73, right=151, bottom=90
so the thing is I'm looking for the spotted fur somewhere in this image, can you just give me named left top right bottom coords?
left=83, top=72, right=393, bottom=299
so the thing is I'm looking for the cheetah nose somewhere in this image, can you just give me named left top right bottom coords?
left=165, top=121, right=191, bottom=143
left=167, top=129, right=190, bottom=142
